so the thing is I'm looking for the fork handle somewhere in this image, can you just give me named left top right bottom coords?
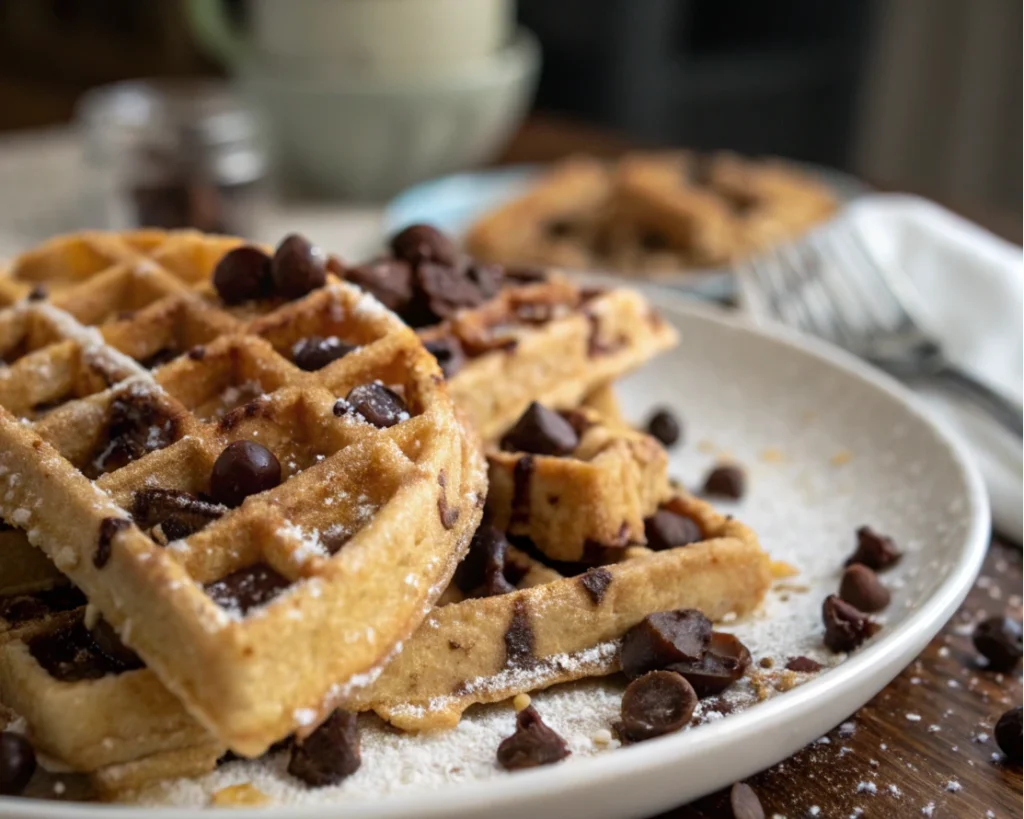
left=931, top=365, right=1023, bottom=437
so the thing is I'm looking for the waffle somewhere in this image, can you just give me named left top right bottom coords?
left=0, top=230, right=487, bottom=756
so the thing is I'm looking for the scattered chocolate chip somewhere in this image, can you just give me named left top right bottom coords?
left=510, top=455, right=535, bottom=527
left=390, top=224, right=457, bottom=267
left=701, top=464, right=745, bottom=499
left=424, top=336, right=465, bottom=379
left=29, top=620, right=130, bottom=682
left=288, top=710, right=361, bottom=786
left=500, top=402, right=579, bottom=456
left=94, top=517, right=130, bottom=568
left=340, top=383, right=409, bottom=429
left=291, top=336, right=356, bottom=371
left=644, top=509, right=703, bottom=551
left=205, top=563, right=290, bottom=615
left=455, top=525, right=516, bottom=597
left=620, top=670, right=697, bottom=742
left=504, top=599, right=535, bottom=669
left=344, top=258, right=413, bottom=312
left=839, top=564, right=890, bottom=612
left=730, top=781, right=765, bottom=819
left=212, top=246, right=273, bottom=304
left=496, top=705, right=570, bottom=770
left=621, top=610, right=713, bottom=680
left=0, top=732, right=35, bottom=795
left=131, top=488, right=224, bottom=543
left=26, top=284, right=47, bottom=301
left=667, top=631, right=752, bottom=697
left=89, top=396, right=179, bottom=477
left=972, top=616, right=1023, bottom=672
left=580, top=567, right=613, bottom=605
left=646, top=408, right=682, bottom=447
left=846, top=526, right=901, bottom=570
left=822, top=594, right=880, bottom=652
left=271, top=234, right=327, bottom=300
left=785, top=656, right=823, bottom=673
left=413, top=262, right=487, bottom=323
left=995, top=706, right=1022, bottom=763
left=88, top=618, right=143, bottom=670
left=210, top=441, right=281, bottom=508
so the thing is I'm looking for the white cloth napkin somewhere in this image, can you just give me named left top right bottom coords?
left=844, top=194, right=1023, bottom=541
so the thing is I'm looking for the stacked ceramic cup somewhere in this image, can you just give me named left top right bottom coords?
left=187, top=0, right=539, bottom=199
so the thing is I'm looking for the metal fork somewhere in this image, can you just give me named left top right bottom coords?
left=738, top=223, right=1023, bottom=436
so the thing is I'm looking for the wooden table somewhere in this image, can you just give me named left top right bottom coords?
left=500, top=117, right=1024, bottom=818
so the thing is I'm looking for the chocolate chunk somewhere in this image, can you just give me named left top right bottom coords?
left=644, top=509, right=703, bottom=551
left=500, top=402, right=579, bottom=456
left=620, top=610, right=713, bottom=680
left=995, top=706, right=1022, bottom=763
left=730, top=782, right=765, bottom=819
left=291, top=336, right=356, bottom=371
left=496, top=705, right=570, bottom=770
left=88, top=618, right=143, bottom=670
left=271, top=234, right=327, bottom=300
left=0, top=732, right=35, bottom=796
left=210, top=441, right=282, bottom=508
left=212, top=246, right=273, bottom=304
left=701, top=464, right=745, bottom=499
left=344, top=258, right=413, bottom=312
left=822, top=594, right=880, bottom=652
left=89, top=396, right=179, bottom=477
left=504, top=599, right=534, bottom=669
left=131, top=488, right=224, bottom=543
left=839, top=564, right=890, bottom=612
left=0, top=586, right=86, bottom=625
left=646, top=408, right=682, bottom=447
left=455, top=525, right=516, bottom=597
left=785, top=656, right=823, bottom=673
left=580, top=567, right=613, bottom=605
left=339, top=383, right=409, bottom=429
left=846, top=526, right=901, bottom=570
left=667, top=631, right=752, bottom=697
left=413, top=261, right=487, bottom=323
left=510, top=455, right=536, bottom=527
left=424, top=336, right=465, bottom=379
left=29, top=620, right=130, bottom=682
left=287, top=710, right=361, bottom=787
left=389, top=224, right=457, bottom=267
left=205, top=563, right=290, bottom=616
left=620, top=670, right=697, bottom=742
left=94, top=517, right=130, bottom=568
left=972, top=616, right=1023, bottom=672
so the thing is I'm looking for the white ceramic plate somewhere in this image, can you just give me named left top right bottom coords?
left=1, top=288, right=988, bottom=818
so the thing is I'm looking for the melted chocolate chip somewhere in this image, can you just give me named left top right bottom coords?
left=344, top=258, right=413, bottom=312
left=620, top=610, right=713, bottom=680
left=29, top=620, right=133, bottom=682
left=730, top=782, right=765, bottom=819
left=455, top=525, right=516, bottom=597
left=390, top=224, right=457, bottom=267
left=340, top=383, right=409, bottom=429
left=291, top=336, right=356, bottom=372
left=94, top=517, right=130, bottom=568
left=205, top=563, right=290, bottom=616
left=666, top=631, right=752, bottom=697
left=846, top=526, right=901, bottom=571
left=0, top=586, right=86, bottom=625
left=839, top=564, right=890, bottom=613
left=424, top=336, right=466, bottom=379
left=579, top=567, right=613, bottom=605
left=496, top=706, right=570, bottom=770
left=131, top=488, right=224, bottom=543
left=643, top=509, right=703, bottom=551
left=504, top=599, right=535, bottom=669
left=210, top=441, right=282, bottom=508
left=701, top=464, right=745, bottom=499
left=646, top=408, right=682, bottom=447
left=500, top=402, right=579, bottom=456
left=972, top=616, right=1023, bottom=672
left=0, top=732, right=35, bottom=796
left=510, top=455, right=535, bottom=527
left=287, top=710, right=361, bottom=787
left=88, top=396, right=179, bottom=477
left=271, top=234, right=327, bottom=300
left=995, top=706, right=1022, bottom=763
left=212, top=246, right=273, bottom=304
left=620, top=670, right=697, bottom=742
left=785, top=656, right=823, bottom=673
left=822, top=594, right=880, bottom=652
left=88, top=618, right=144, bottom=670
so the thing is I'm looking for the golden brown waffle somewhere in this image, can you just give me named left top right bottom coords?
left=0, top=230, right=487, bottom=756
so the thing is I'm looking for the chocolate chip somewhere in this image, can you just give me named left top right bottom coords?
left=785, top=656, right=823, bottom=673
left=822, top=594, right=880, bottom=652
left=839, top=564, right=890, bottom=612
left=271, top=234, right=327, bottom=300
left=667, top=631, right=752, bottom=697
left=510, top=455, right=535, bottom=527
left=467, top=263, right=504, bottom=299
left=995, top=706, right=1022, bottom=763
left=620, top=670, right=697, bottom=742
left=496, top=705, right=570, bottom=770
left=0, top=732, right=35, bottom=795
left=644, top=509, right=703, bottom=551
left=89, top=618, right=143, bottom=670
left=972, top=616, right=1023, bottom=672
left=621, top=610, right=713, bottom=680
left=205, top=563, right=290, bottom=615
left=504, top=599, right=534, bottom=669
left=339, top=383, right=409, bottom=429
left=455, top=525, right=516, bottom=597
left=730, top=782, right=765, bottom=819
left=846, top=526, right=901, bottom=570
left=26, top=285, right=47, bottom=301
left=500, top=402, right=579, bottom=456
left=212, top=246, right=273, bottom=304
left=701, top=464, right=745, bottom=499
left=29, top=620, right=129, bottom=682
left=287, top=710, right=361, bottom=787
left=131, top=488, right=224, bottom=543
left=291, top=336, right=356, bottom=371
left=412, top=262, right=487, bottom=324
left=390, top=224, right=457, bottom=267
left=89, top=396, right=179, bottom=477
left=580, top=567, right=613, bottom=605
left=210, top=441, right=281, bottom=508
left=424, top=337, right=465, bottom=379
left=344, top=258, right=413, bottom=312
left=94, top=517, right=130, bottom=568
left=437, top=473, right=459, bottom=530
left=646, top=408, right=682, bottom=447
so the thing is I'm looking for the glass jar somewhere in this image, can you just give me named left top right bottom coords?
left=76, top=80, right=268, bottom=236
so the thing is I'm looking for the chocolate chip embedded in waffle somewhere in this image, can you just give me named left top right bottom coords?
left=0, top=230, right=487, bottom=756
left=487, top=405, right=670, bottom=562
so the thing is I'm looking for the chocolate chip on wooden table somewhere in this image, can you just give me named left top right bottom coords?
left=838, top=563, right=890, bottom=612
left=668, top=631, right=752, bottom=697
left=972, top=616, right=1023, bottom=671
left=995, top=706, right=1022, bottom=763
left=785, top=656, right=823, bottom=673
left=500, top=402, right=579, bottom=456
left=646, top=408, right=682, bottom=447
left=423, top=336, right=465, bottom=379
left=205, top=563, right=290, bottom=616
left=701, top=463, right=745, bottom=499
left=291, top=336, right=356, bottom=371
left=619, top=670, right=697, bottom=742
left=288, top=710, right=361, bottom=786
left=822, top=594, right=879, bottom=652
left=212, top=246, right=272, bottom=304
left=643, top=508, right=703, bottom=551
left=344, top=258, right=413, bottom=312
left=730, top=781, right=765, bottom=819
left=338, top=383, right=409, bottom=429
left=271, top=234, right=327, bottom=300
left=496, top=705, right=570, bottom=770
left=389, top=224, right=458, bottom=267
left=846, top=525, right=901, bottom=570
left=210, top=441, right=281, bottom=508
left=0, top=732, right=36, bottom=796
left=620, top=609, right=713, bottom=680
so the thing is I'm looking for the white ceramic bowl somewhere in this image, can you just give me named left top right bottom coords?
left=240, top=30, right=539, bottom=200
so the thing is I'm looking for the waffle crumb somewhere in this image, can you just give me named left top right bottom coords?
left=512, top=693, right=532, bottom=713
left=211, top=783, right=270, bottom=807
left=771, top=560, right=799, bottom=579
